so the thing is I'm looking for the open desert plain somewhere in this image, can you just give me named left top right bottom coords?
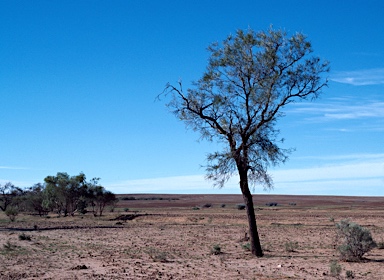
left=0, top=194, right=383, bottom=279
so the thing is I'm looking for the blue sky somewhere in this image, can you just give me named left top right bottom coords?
left=0, top=0, right=383, bottom=196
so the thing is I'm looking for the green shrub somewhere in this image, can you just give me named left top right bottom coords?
left=211, top=244, right=222, bottom=255
left=242, top=243, right=251, bottom=251
left=284, top=241, right=299, bottom=252
left=335, top=219, right=376, bottom=262
left=146, top=247, right=168, bottom=262
left=5, top=207, right=19, bottom=222
left=345, top=270, right=355, bottom=279
left=329, top=260, right=342, bottom=277
left=18, top=233, right=31, bottom=241
left=3, top=240, right=16, bottom=251
left=192, top=206, right=200, bottom=210
left=377, top=240, right=384, bottom=249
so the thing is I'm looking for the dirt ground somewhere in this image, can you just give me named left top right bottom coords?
left=0, top=194, right=383, bottom=279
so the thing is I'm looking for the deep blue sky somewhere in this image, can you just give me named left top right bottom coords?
left=1, top=1, right=383, bottom=195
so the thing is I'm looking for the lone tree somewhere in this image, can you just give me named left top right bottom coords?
left=162, top=27, right=329, bottom=257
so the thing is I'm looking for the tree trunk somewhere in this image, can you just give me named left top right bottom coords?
left=239, top=171, right=263, bottom=257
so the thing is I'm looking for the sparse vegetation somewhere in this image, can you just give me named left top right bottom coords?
left=5, top=206, right=19, bottom=222
left=329, top=260, right=342, bottom=278
left=377, top=240, right=384, bottom=249
left=147, top=247, right=168, bottom=262
left=211, top=244, right=222, bottom=255
left=0, top=194, right=383, bottom=279
left=335, top=219, right=376, bottom=262
left=345, top=270, right=355, bottom=279
left=284, top=241, right=299, bottom=252
left=242, top=243, right=251, bottom=251
left=3, top=240, right=16, bottom=251
left=266, top=202, right=278, bottom=207
left=202, top=203, right=212, bottom=208
left=19, top=233, right=32, bottom=241
left=236, top=204, right=246, bottom=210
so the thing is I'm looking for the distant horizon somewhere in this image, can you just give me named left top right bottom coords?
left=114, top=192, right=384, bottom=198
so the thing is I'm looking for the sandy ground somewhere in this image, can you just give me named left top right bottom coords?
left=0, top=194, right=383, bottom=279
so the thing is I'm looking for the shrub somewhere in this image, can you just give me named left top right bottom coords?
left=284, top=241, right=299, bottom=252
left=221, top=204, right=226, bottom=208
left=236, top=204, right=246, bottom=210
left=18, top=233, right=31, bottom=241
left=202, top=203, right=212, bottom=208
left=377, top=240, right=384, bottom=249
left=123, top=208, right=129, bottom=212
left=345, top=270, right=355, bottom=279
left=242, top=243, right=251, bottom=251
left=192, top=206, right=200, bottom=210
left=329, top=260, right=342, bottom=277
left=5, top=207, right=19, bottom=222
left=147, top=247, right=168, bottom=262
left=3, top=240, right=16, bottom=251
left=211, top=244, right=222, bottom=255
left=266, top=202, right=278, bottom=207
left=335, top=219, right=376, bottom=262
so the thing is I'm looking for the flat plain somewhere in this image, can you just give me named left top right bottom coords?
left=0, top=194, right=383, bottom=279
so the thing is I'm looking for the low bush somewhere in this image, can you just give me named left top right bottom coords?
left=284, top=241, right=299, bottom=252
left=242, top=243, right=251, bottom=251
left=202, top=203, right=212, bottom=208
left=236, top=204, right=246, bottom=210
left=345, top=270, right=355, bottom=279
left=377, top=240, right=384, bottom=249
left=18, top=233, right=31, bottom=241
left=5, top=207, right=19, bottom=222
left=329, top=260, right=342, bottom=277
left=266, top=202, right=278, bottom=207
left=335, top=219, right=376, bottom=262
left=211, top=244, right=222, bottom=255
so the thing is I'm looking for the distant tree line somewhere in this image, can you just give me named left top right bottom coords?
left=0, top=172, right=117, bottom=219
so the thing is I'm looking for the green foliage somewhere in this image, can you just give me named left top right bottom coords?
left=43, top=172, right=88, bottom=216
left=242, top=243, right=251, bottom=251
left=5, top=206, right=19, bottom=222
left=211, top=244, right=222, bottom=255
left=23, top=183, right=49, bottom=216
left=284, top=241, right=299, bottom=252
left=335, top=219, right=376, bottom=262
left=345, top=270, right=355, bottom=279
left=329, top=260, right=342, bottom=277
left=163, top=27, right=328, bottom=257
left=146, top=247, right=168, bottom=262
left=0, top=182, right=23, bottom=212
left=42, top=173, right=116, bottom=217
left=377, top=240, right=384, bottom=249
left=19, top=233, right=32, bottom=241
left=3, top=240, right=16, bottom=251
left=88, top=180, right=117, bottom=216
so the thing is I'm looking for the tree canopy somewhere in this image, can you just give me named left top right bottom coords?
left=162, top=27, right=329, bottom=256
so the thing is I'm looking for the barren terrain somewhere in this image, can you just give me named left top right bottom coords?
left=0, top=194, right=383, bottom=279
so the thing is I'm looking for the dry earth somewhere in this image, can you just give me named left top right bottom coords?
left=0, top=194, right=383, bottom=279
